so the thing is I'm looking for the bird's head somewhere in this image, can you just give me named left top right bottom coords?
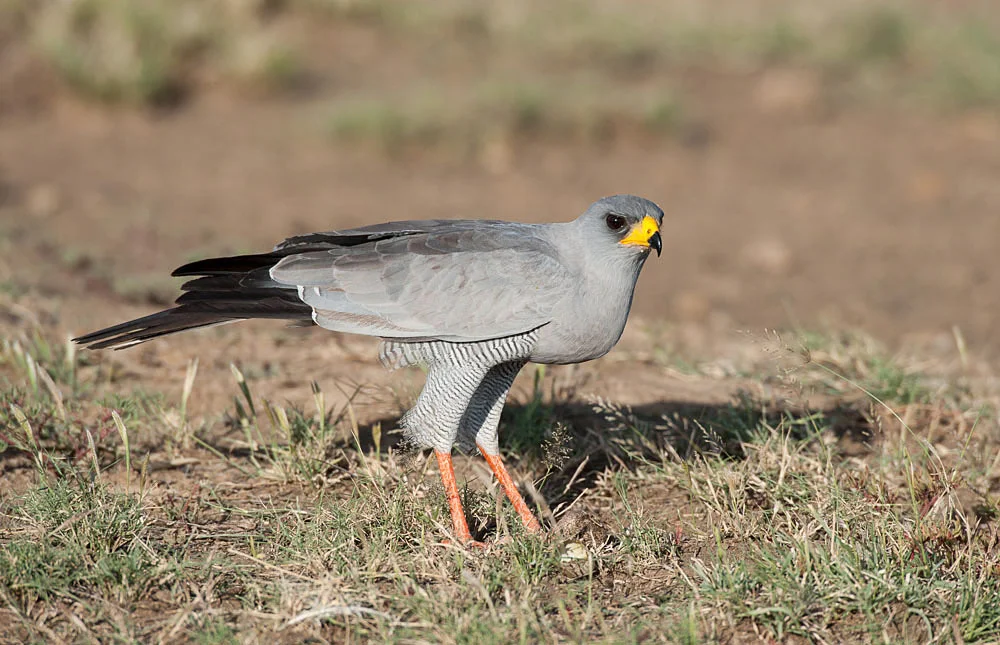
left=576, top=194, right=663, bottom=260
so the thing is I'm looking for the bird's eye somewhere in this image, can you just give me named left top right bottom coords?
left=605, top=214, right=627, bottom=231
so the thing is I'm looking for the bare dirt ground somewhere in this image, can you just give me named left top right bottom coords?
left=2, top=4, right=1000, bottom=643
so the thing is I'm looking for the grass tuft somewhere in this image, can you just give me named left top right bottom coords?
left=793, top=330, right=932, bottom=405
left=846, top=7, right=913, bottom=65
left=34, top=0, right=202, bottom=105
left=325, top=82, right=686, bottom=154
left=26, top=0, right=308, bottom=106
left=219, top=365, right=363, bottom=485
left=0, top=477, right=157, bottom=614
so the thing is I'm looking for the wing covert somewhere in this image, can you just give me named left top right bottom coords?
left=269, top=223, right=571, bottom=342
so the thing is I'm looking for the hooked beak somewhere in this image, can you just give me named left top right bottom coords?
left=649, top=230, right=662, bottom=257
left=620, top=215, right=662, bottom=257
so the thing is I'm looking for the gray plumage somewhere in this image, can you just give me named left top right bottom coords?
left=75, top=195, right=663, bottom=537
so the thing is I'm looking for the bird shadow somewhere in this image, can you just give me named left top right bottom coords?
left=348, top=391, right=877, bottom=519
left=122, top=384, right=879, bottom=544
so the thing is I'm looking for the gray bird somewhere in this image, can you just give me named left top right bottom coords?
left=75, top=194, right=663, bottom=544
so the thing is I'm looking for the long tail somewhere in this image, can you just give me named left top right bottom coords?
left=73, top=253, right=313, bottom=350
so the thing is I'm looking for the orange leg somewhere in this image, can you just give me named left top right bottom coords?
left=435, top=451, right=479, bottom=545
left=478, top=446, right=543, bottom=533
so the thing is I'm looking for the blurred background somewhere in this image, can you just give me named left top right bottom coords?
left=0, top=0, right=998, bottom=356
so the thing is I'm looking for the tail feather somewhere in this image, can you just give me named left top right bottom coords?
left=75, top=254, right=313, bottom=350
left=178, top=273, right=275, bottom=292
left=171, top=253, right=282, bottom=277
left=74, top=311, right=239, bottom=350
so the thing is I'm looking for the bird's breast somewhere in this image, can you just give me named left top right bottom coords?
left=529, top=291, right=633, bottom=365
left=527, top=250, right=644, bottom=365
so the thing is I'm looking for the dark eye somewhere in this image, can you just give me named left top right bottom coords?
left=605, top=213, right=627, bottom=231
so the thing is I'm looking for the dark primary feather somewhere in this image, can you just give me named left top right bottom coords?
left=171, top=253, right=285, bottom=277
left=74, top=256, right=312, bottom=350
left=173, top=220, right=464, bottom=276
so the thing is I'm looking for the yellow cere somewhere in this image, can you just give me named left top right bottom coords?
left=619, top=215, right=660, bottom=247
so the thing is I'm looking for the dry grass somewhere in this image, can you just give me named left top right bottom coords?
left=2, top=298, right=999, bottom=643
left=325, top=81, right=684, bottom=154
left=6, top=0, right=1000, bottom=115
left=10, top=0, right=305, bottom=105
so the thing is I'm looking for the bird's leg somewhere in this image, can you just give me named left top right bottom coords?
left=435, top=450, right=481, bottom=545
left=458, top=360, right=543, bottom=534
left=478, top=446, right=543, bottom=533
left=403, top=362, right=492, bottom=545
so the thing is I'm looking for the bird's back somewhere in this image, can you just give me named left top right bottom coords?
left=270, top=219, right=575, bottom=344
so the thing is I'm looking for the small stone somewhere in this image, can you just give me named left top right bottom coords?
left=753, top=69, right=821, bottom=116
left=479, top=135, right=514, bottom=175
left=740, top=238, right=793, bottom=275
left=958, top=112, right=1000, bottom=144
left=25, top=183, right=60, bottom=217
left=904, top=171, right=947, bottom=205
left=673, top=291, right=711, bottom=322
left=561, top=541, right=589, bottom=562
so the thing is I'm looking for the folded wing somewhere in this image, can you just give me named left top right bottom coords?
left=271, top=222, right=570, bottom=342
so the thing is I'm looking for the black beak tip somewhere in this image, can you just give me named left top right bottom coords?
left=650, top=231, right=662, bottom=257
